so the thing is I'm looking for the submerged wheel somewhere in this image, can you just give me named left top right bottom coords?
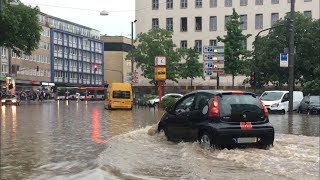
left=199, top=132, right=214, bottom=149
left=260, top=144, right=273, bottom=150
left=158, top=126, right=170, bottom=141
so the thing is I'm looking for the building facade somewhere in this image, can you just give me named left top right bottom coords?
left=135, top=0, right=319, bottom=87
left=101, top=35, right=134, bottom=84
left=43, top=13, right=104, bottom=87
left=0, top=24, right=51, bottom=92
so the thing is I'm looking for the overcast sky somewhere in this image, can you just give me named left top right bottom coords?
left=21, top=0, right=135, bottom=37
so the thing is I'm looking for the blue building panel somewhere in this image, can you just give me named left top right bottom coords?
left=50, top=29, right=104, bottom=87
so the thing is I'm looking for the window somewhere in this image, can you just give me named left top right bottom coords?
left=255, top=0, right=263, bottom=5
left=152, top=18, right=159, bottom=29
left=255, top=14, right=263, bottom=29
left=195, top=93, right=213, bottom=110
left=209, top=16, right=217, bottom=31
left=181, top=0, right=188, bottom=8
left=225, top=15, right=231, bottom=30
left=271, top=13, right=279, bottom=26
left=304, top=11, right=312, bottom=18
left=225, top=0, right=232, bottom=7
left=180, top=40, right=188, bottom=49
left=271, top=0, right=279, bottom=4
left=152, top=0, right=159, bottom=10
left=195, top=17, right=202, bottom=31
left=240, top=0, right=247, bottom=6
left=240, top=15, right=247, bottom=30
left=174, top=95, right=195, bottom=113
left=166, top=18, right=173, bottom=31
left=287, top=0, right=291, bottom=3
left=194, top=40, right=202, bottom=53
left=210, top=0, right=217, bottom=7
left=304, top=0, right=312, bottom=2
left=113, top=91, right=131, bottom=99
left=195, top=0, right=202, bottom=8
left=166, top=0, right=173, bottom=9
left=181, top=17, right=188, bottom=32
left=241, top=39, right=247, bottom=50
left=209, top=40, right=217, bottom=46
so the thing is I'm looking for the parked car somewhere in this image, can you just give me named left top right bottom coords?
left=147, top=93, right=183, bottom=106
left=298, top=95, right=320, bottom=114
left=157, top=90, right=274, bottom=150
left=1, top=95, right=21, bottom=106
left=260, top=91, right=303, bottom=114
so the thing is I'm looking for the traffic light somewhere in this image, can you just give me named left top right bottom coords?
left=250, top=72, right=256, bottom=86
left=93, top=64, right=98, bottom=72
left=36, top=66, right=39, bottom=71
left=9, top=83, right=13, bottom=89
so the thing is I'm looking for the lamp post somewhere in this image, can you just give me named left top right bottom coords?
left=131, top=20, right=137, bottom=84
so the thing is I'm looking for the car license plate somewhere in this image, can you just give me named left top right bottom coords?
left=237, top=137, right=257, bottom=144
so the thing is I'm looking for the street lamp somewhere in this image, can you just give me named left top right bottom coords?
left=131, top=20, right=137, bottom=84
left=100, top=10, right=109, bottom=16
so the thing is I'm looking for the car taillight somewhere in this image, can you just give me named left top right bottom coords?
left=260, top=99, right=269, bottom=117
left=208, top=96, right=220, bottom=117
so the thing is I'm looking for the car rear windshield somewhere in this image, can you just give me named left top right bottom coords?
left=220, top=94, right=264, bottom=122
left=4, top=95, right=15, bottom=99
left=260, top=92, right=283, bottom=101
left=112, top=91, right=130, bottom=99
left=310, top=96, right=320, bottom=105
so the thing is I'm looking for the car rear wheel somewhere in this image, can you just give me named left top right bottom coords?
left=199, top=132, right=214, bottom=149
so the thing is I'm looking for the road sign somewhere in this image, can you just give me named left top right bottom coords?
left=203, top=61, right=225, bottom=69
left=155, top=66, right=166, bottom=80
left=155, top=56, right=166, bottom=66
left=280, top=53, right=288, bottom=67
left=204, top=69, right=225, bottom=77
left=203, top=46, right=224, bottom=53
left=203, top=54, right=225, bottom=61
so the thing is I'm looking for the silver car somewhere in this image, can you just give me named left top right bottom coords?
left=1, top=95, right=21, bottom=106
left=147, top=93, right=183, bottom=106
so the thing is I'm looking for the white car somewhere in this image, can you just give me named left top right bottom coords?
left=260, top=90, right=303, bottom=114
left=147, top=93, right=183, bottom=106
left=1, top=95, right=21, bottom=106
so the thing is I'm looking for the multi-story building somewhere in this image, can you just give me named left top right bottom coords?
left=135, top=0, right=319, bottom=87
left=41, top=13, right=104, bottom=87
left=0, top=25, right=51, bottom=92
left=101, top=35, right=133, bottom=84
left=1, top=13, right=104, bottom=94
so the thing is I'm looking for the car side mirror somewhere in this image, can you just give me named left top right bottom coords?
left=165, top=106, right=174, bottom=114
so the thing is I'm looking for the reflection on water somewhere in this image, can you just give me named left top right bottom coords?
left=0, top=102, right=161, bottom=180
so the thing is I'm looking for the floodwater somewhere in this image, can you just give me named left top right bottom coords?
left=0, top=101, right=319, bottom=180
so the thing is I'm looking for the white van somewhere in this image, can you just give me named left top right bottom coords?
left=260, top=91, right=303, bottom=114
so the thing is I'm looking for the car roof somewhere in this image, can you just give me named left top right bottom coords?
left=185, top=90, right=256, bottom=96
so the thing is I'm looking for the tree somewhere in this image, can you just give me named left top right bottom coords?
left=178, top=48, right=203, bottom=90
left=217, top=8, right=251, bottom=88
left=251, top=13, right=320, bottom=87
left=0, top=0, right=42, bottom=55
left=133, top=28, right=180, bottom=92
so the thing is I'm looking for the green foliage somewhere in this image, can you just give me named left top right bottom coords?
left=178, top=48, right=203, bottom=87
left=303, top=80, right=320, bottom=95
left=0, top=0, right=42, bottom=55
left=161, top=96, right=177, bottom=109
left=217, top=8, right=251, bottom=87
left=133, top=28, right=181, bottom=85
left=251, top=13, right=320, bottom=87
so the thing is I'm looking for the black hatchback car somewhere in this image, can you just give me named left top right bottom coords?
left=298, top=95, right=320, bottom=114
left=158, top=90, right=274, bottom=149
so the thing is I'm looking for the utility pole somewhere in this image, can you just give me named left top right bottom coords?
left=131, top=20, right=137, bottom=84
left=288, top=0, right=295, bottom=114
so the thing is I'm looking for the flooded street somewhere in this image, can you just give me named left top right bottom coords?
left=0, top=101, right=319, bottom=180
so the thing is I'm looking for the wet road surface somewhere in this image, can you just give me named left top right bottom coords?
left=0, top=101, right=319, bottom=179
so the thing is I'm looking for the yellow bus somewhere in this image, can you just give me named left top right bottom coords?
left=104, top=83, right=133, bottom=110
